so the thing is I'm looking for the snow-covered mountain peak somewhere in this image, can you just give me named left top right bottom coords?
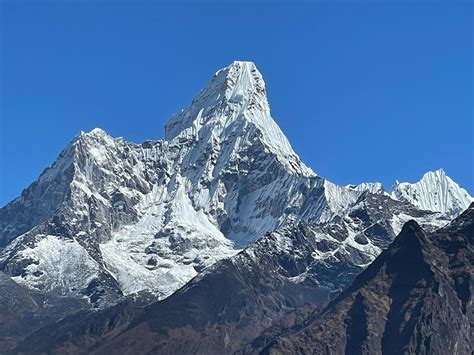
left=391, top=169, right=473, bottom=218
left=75, top=128, right=116, bottom=149
left=84, top=127, right=108, bottom=136
left=78, top=127, right=110, bottom=139
left=187, top=60, right=266, bottom=108
left=218, top=60, right=267, bottom=104
left=164, top=61, right=314, bottom=176
left=164, top=60, right=268, bottom=141
left=423, top=168, right=446, bottom=179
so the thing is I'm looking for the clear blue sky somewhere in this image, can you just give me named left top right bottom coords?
left=1, top=0, right=472, bottom=206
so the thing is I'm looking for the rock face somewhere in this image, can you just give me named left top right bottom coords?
left=253, top=203, right=474, bottom=355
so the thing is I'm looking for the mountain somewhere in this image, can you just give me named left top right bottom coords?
left=392, top=169, right=473, bottom=219
left=1, top=61, right=360, bottom=304
left=252, top=203, right=474, bottom=355
left=347, top=169, right=473, bottom=219
left=0, top=61, right=376, bottom=304
left=0, top=61, right=472, bottom=350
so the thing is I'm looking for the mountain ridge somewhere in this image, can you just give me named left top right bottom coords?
left=0, top=62, right=469, bottom=302
left=0, top=61, right=471, bottom=351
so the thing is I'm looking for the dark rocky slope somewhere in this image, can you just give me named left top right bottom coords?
left=0, top=272, right=87, bottom=351
left=253, top=203, right=474, bottom=355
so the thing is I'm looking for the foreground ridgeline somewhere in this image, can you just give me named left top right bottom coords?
left=0, top=61, right=472, bottom=353
left=254, top=203, right=474, bottom=355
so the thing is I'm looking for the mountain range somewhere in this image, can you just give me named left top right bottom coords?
left=0, top=61, right=472, bottom=353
